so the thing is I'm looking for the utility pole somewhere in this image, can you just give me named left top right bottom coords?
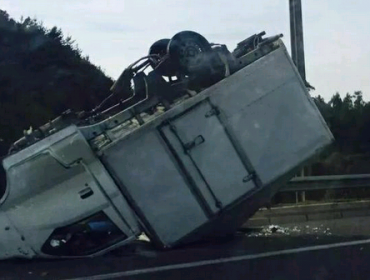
left=290, top=0, right=308, bottom=202
left=289, top=0, right=306, bottom=81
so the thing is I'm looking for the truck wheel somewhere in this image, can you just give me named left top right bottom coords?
left=149, top=39, right=177, bottom=77
left=168, top=31, right=212, bottom=75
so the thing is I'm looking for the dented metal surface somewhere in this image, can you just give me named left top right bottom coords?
left=1, top=126, right=141, bottom=259
left=0, top=31, right=333, bottom=259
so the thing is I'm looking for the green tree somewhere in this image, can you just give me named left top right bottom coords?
left=312, top=91, right=370, bottom=175
left=0, top=10, right=113, bottom=156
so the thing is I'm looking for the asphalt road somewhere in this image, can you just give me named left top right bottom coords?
left=2, top=217, right=370, bottom=280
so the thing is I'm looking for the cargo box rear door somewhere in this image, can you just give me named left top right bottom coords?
left=160, top=100, right=258, bottom=213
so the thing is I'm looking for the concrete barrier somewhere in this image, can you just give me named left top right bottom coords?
left=243, top=200, right=370, bottom=227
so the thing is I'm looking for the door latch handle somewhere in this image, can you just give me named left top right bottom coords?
left=79, top=187, right=94, bottom=199
left=184, top=135, right=205, bottom=152
left=243, top=173, right=255, bottom=183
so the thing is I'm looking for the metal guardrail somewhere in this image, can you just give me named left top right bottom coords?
left=283, top=174, right=370, bottom=192
left=246, top=200, right=370, bottom=226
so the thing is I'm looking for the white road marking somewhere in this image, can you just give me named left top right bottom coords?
left=63, top=238, right=370, bottom=280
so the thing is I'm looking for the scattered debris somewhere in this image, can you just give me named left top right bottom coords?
left=246, top=225, right=287, bottom=237
left=245, top=224, right=332, bottom=237
left=292, top=226, right=300, bottom=232
left=268, top=225, right=284, bottom=233
left=137, top=233, right=150, bottom=242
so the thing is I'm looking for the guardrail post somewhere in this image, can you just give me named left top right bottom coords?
left=301, top=191, right=306, bottom=202
left=295, top=167, right=306, bottom=203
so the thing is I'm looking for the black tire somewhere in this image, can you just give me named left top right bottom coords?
left=149, top=39, right=177, bottom=77
left=168, top=31, right=212, bottom=75
left=149, top=39, right=170, bottom=60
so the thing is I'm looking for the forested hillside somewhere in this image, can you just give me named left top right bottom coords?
left=312, top=92, right=370, bottom=175
left=0, top=10, right=113, bottom=156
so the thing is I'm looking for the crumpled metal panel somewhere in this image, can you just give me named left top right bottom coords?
left=0, top=126, right=140, bottom=259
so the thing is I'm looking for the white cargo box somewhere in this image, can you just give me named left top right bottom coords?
left=100, top=41, right=334, bottom=248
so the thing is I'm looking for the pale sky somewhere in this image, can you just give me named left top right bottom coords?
left=2, top=0, right=370, bottom=101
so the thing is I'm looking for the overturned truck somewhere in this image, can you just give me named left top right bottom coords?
left=0, top=31, right=333, bottom=259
